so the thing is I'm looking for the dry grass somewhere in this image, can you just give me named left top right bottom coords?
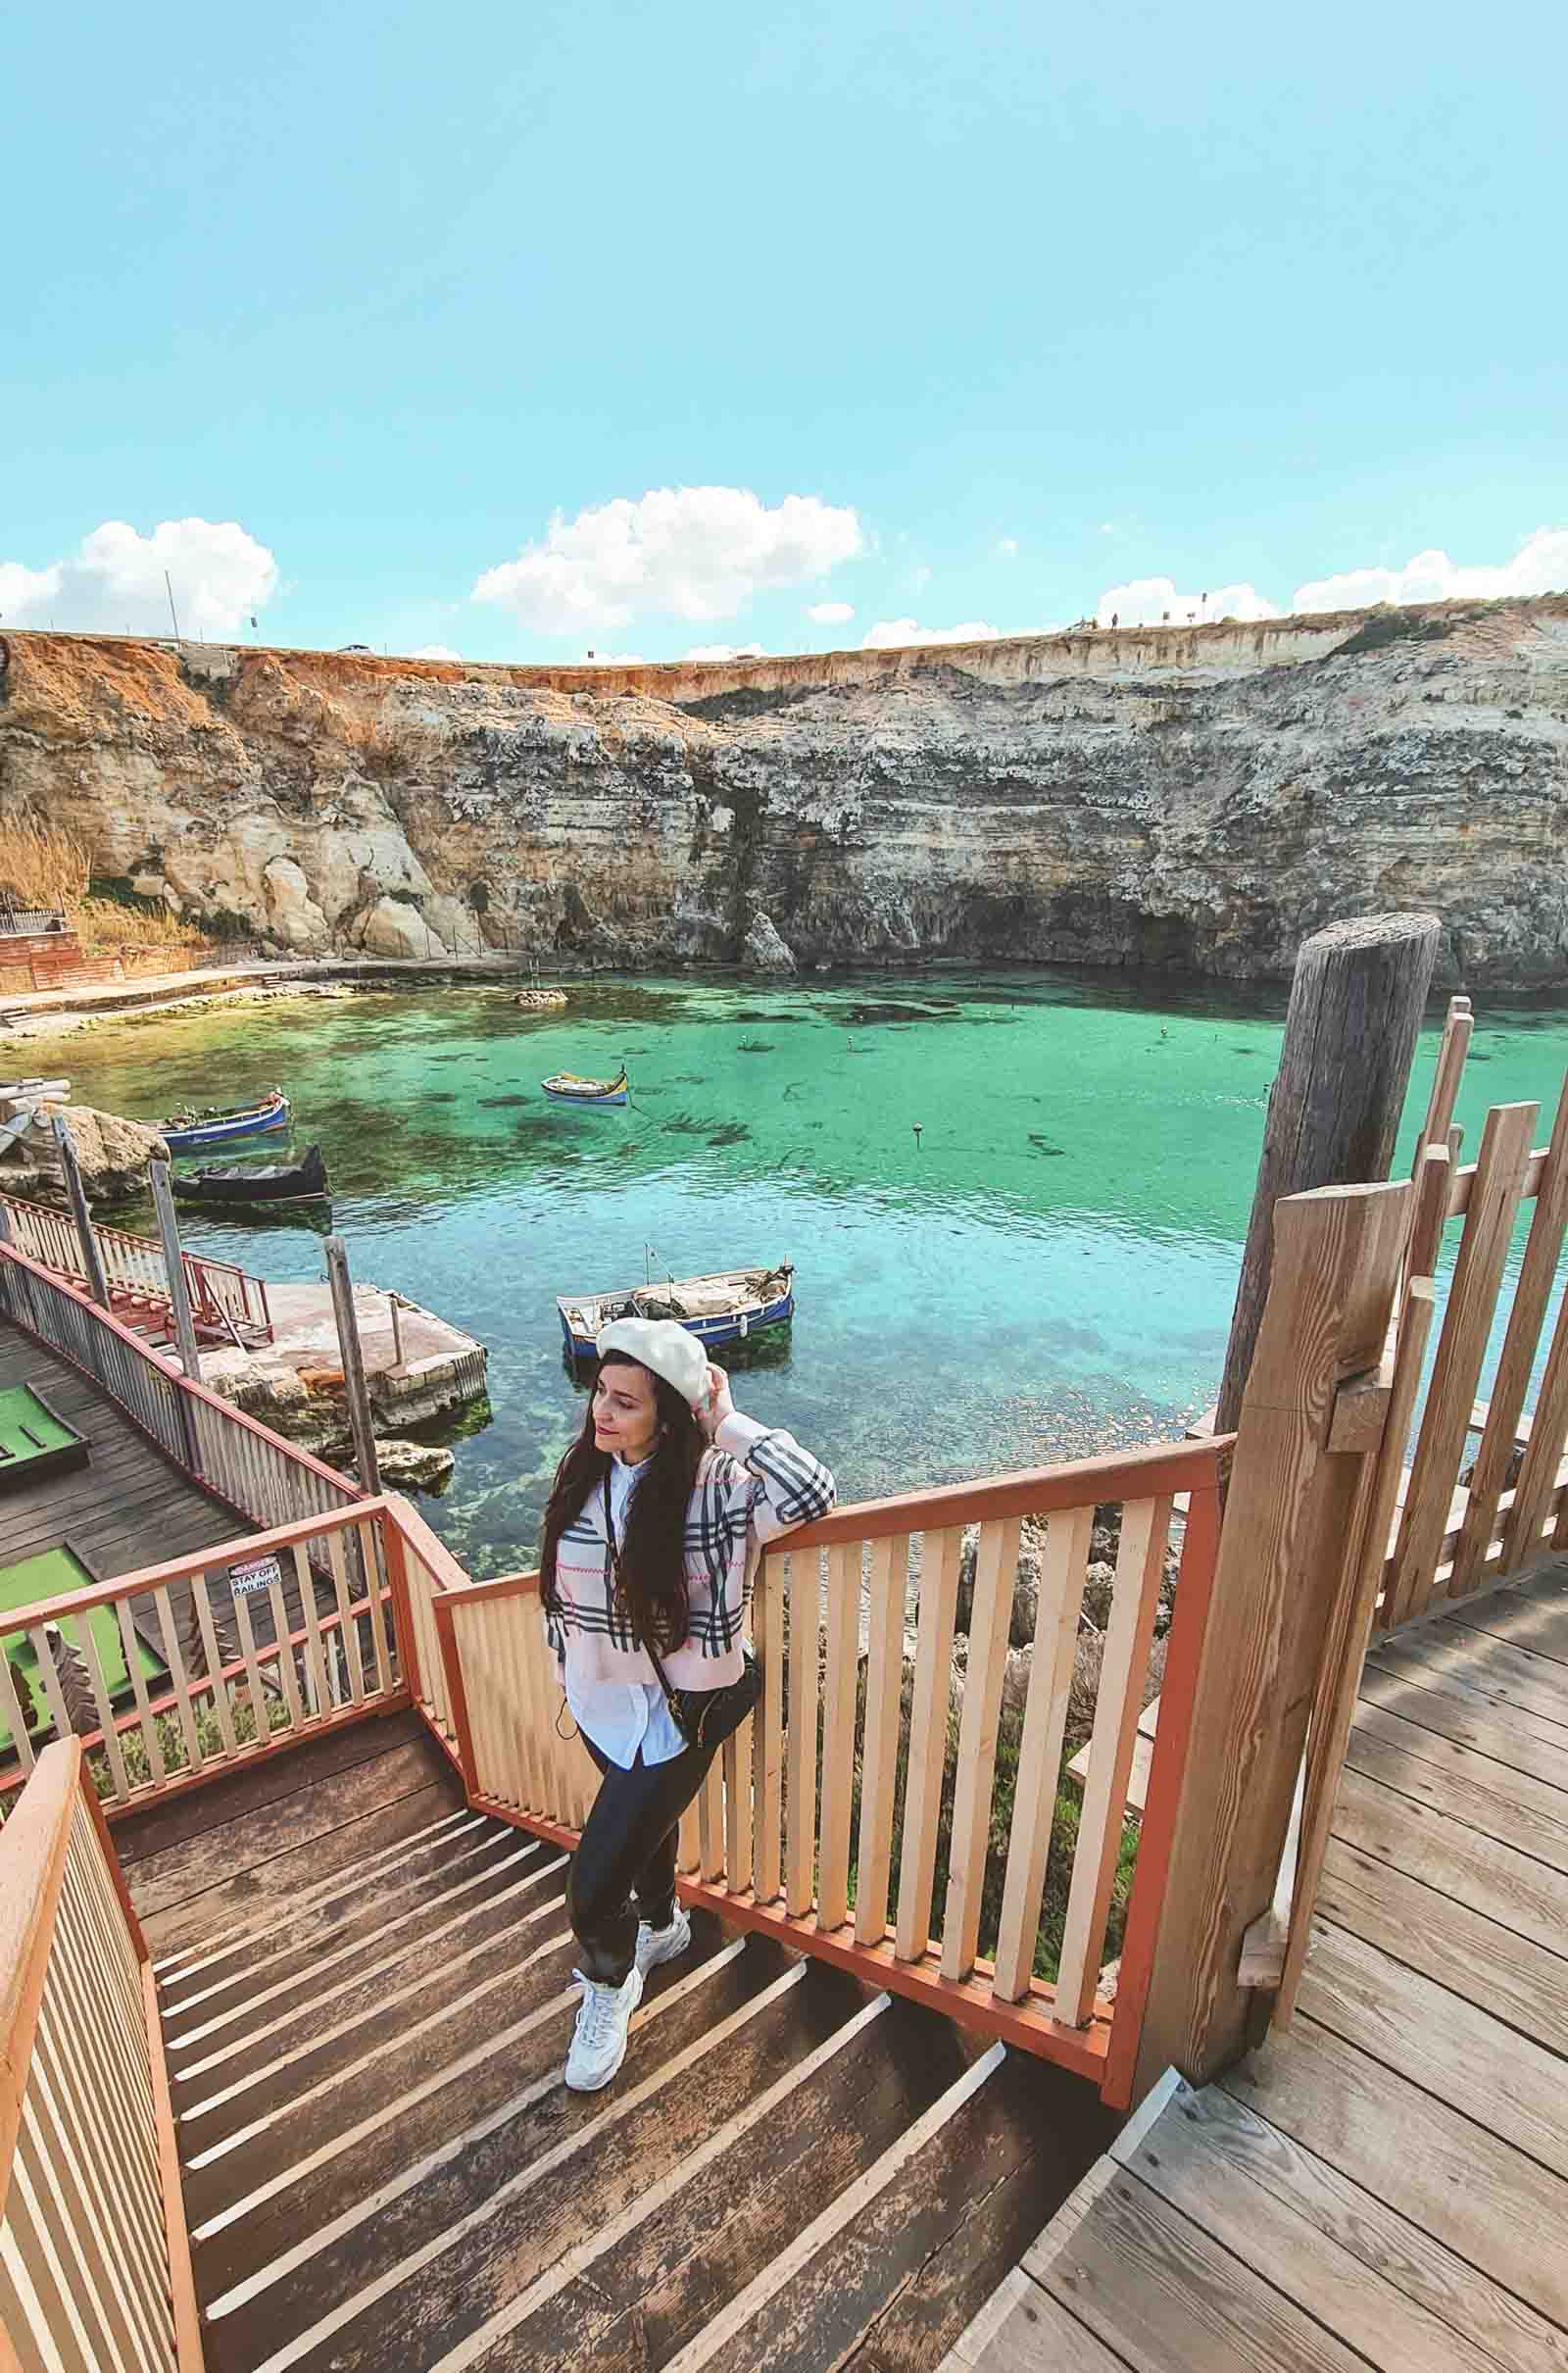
left=0, top=823, right=203, bottom=951
left=0, top=822, right=92, bottom=912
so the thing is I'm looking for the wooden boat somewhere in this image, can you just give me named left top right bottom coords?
left=171, top=1143, right=330, bottom=1208
left=159, top=1090, right=289, bottom=1152
left=542, top=1066, right=628, bottom=1109
left=558, top=1261, right=795, bottom=1360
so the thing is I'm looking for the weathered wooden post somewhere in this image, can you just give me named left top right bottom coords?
left=50, top=1114, right=111, bottom=1310
left=1214, top=913, right=1441, bottom=1434
left=147, top=1160, right=204, bottom=1381
left=1133, top=1174, right=1411, bottom=2097
left=324, top=1235, right=381, bottom=1494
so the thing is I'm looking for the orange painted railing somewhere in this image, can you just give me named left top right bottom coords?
left=0, top=1737, right=201, bottom=2371
left=0, top=1190, right=272, bottom=1343
left=422, top=1434, right=1229, bottom=2102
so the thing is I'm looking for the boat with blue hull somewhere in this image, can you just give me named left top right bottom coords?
left=558, top=1261, right=795, bottom=1360
left=159, top=1090, right=289, bottom=1152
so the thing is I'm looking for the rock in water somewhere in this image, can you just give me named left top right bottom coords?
left=741, top=912, right=797, bottom=974
left=371, top=1437, right=456, bottom=1489
left=0, top=1101, right=170, bottom=1203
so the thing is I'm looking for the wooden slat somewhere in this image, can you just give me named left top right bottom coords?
left=1275, top=1273, right=1438, bottom=2018
left=265, top=1571, right=304, bottom=1729
left=1411, top=996, right=1472, bottom=1184
left=854, top=1533, right=907, bottom=1947
left=752, top=1558, right=784, bottom=1906
left=1388, top=1102, right=1539, bottom=1623
left=941, top=1515, right=1021, bottom=1982
left=699, top=1754, right=724, bottom=1882
left=25, top=1621, right=74, bottom=1755
left=1453, top=1071, right=1568, bottom=1596
left=816, top=1541, right=861, bottom=1931
left=150, top=1585, right=202, bottom=1774
left=897, top=1526, right=961, bottom=1964
left=290, top=1543, right=330, bottom=1719
left=359, top=1519, right=394, bottom=1697
left=786, top=1547, right=820, bottom=1919
left=722, top=1712, right=754, bottom=1895
left=1054, top=1497, right=1169, bottom=2026
left=675, top=1797, right=700, bottom=1876
left=1505, top=1304, right=1568, bottom=1573
left=991, top=1505, right=1093, bottom=2003
left=327, top=1526, right=367, bottom=1704
left=115, top=1598, right=165, bottom=1786
left=229, top=1583, right=270, bottom=1744
left=190, top=1572, right=237, bottom=1754
left=0, top=1645, right=35, bottom=1777
left=74, top=1617, right=129, bottom=1804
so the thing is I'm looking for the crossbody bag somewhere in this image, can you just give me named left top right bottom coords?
left=603, top=1472, right=761, bottom=1754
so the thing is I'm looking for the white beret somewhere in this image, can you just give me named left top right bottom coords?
left=595, top=1315, right=710, bottom=1408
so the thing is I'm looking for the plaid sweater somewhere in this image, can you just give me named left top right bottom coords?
left=544, top=1410, right=836, bottom=1692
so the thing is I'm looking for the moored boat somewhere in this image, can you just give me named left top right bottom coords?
left=558, top=1261, right=795, bottom=1359
left=159, top=1090, right=290, bottom=1152
left=171, top=1143, right=330, bottom=1208
left=542, top=1066, right=628, bottom=1108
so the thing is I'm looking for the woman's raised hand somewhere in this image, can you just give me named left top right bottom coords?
left=698, top=1362, right=734, bottom=1442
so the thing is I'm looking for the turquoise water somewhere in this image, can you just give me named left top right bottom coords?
left=53, top=967, right=1568, bottom=1576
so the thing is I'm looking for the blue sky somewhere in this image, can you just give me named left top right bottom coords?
left=5, top=0, right=1565, bottom=661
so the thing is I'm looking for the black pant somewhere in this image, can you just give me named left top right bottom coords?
left=567, top=1730, right=719, bottom=1985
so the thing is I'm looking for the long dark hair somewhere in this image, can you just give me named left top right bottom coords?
left=539, top=1353, right=706, bottom=1654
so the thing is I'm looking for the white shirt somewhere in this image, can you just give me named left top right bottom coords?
left=564, top=1453, right=688, bottom=1770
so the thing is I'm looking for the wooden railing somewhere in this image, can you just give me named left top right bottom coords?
left=0, top=1190, right=272, bottom=1342
left=1373, top=1066, right=1568, bottom=1630
left=0, top=1737, right=201, bottom=2371
left=0, top=1501, right=411, bottom=1814
left=423, top=1436, right=1229, bottom=2098
left=0, top=1240, right=354, bottom=1532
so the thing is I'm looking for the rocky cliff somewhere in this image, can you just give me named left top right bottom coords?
left=3, top=594, right=1566, bottom=986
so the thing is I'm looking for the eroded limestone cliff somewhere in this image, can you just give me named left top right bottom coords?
left=3, top=595, right=1566, bottom=986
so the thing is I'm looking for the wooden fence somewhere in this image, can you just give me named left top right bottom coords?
left=419, top=1436, right=1229, bottom=2099
left=0, top=1191, right=272, bottom=1342
left=0, top=1500, right=419, bottom=1815
left=0, top=1737, right=201, bottom=2372
left=0, top=1241, right=353, bottom=1533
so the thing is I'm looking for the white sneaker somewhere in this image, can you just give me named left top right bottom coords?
left=635, top=1905, right=693, bottom=1979
left=564, top=1964, right=643, bottom=2093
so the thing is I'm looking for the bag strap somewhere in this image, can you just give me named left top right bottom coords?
left=603, top=1470, right=682, bottom=1707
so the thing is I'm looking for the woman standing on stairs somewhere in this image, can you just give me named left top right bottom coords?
left=539, top=1317, right=836, bottom=2092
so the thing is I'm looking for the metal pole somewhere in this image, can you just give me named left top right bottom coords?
left=51, top=1116, right=111, bottom=1309
left=165, top=569, right=182, bottom=642
left=324, top=1235, right=381, bottom=1492
left=389, top=1293, right=405, bottom=1372
left=148, top=1160, right=203, bottom=1378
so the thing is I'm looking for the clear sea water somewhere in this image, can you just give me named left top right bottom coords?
left=53, top=967, right=1568, bottom=1578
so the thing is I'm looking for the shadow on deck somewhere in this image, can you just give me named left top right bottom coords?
left=116, top=1706, right=1120, bottom=2373
left=953, top=1555, right=1568, bottom=2373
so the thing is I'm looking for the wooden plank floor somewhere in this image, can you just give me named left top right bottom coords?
left=956, top=1555, right=1568, bottom=2373
left=0, top=1318, right=245, bottom=1578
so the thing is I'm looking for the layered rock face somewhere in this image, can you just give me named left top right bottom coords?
left=3, top=594, right=1566, bottom=986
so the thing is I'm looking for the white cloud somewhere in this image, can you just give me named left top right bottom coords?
left=472, top=485, right=862, bottom=634
left=1293, top=526, right=1568, bottom=614
left=995, top=536, right=1019, bottom=559
left=1096, top=577, right=1280, bottom=628
left=861, top=618, right=1004, bottom=649
left=576, top=651, right=648, bottom=666
left=684, top=642, right=766, bottom=661
left=413, top=643, right=463, bottom=661
left=0, top=518, right=278, bottom=639
left=806, top=600, right=855, bottom=624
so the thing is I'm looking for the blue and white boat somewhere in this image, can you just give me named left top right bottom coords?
left=158, top=1090, right=290, bottom=1153
left=558, top=1261, right=795, bottom=1360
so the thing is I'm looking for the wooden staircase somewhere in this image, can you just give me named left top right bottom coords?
left=122, top=1717, right=1111, bottom=2373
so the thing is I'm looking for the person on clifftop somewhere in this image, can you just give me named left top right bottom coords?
left=537, top=1318, right=835, bottom=2092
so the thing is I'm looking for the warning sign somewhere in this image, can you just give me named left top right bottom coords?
left=230, top=1555, right=282, bottom=1598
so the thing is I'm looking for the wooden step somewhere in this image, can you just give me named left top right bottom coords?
left=193, top=1921, right=770, bottom=2324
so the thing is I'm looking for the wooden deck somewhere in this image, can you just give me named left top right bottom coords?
left=0, top=1318, right=244, bottom=1579
left=955, top=1554, right=1568, bottom=2373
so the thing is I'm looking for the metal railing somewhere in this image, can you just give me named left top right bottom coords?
left=0, top=904, right=69, bottom=938
left=0, top=1241, right=355, bottom=1534
left=0, top=1190, right=272, bottom=1342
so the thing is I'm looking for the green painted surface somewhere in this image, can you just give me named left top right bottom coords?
left=57, top=966, right=1568, bottom=1579
left=0, top=1546, right=167, bottom=1753
left=0, top=1385, right=82, bottom=1465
